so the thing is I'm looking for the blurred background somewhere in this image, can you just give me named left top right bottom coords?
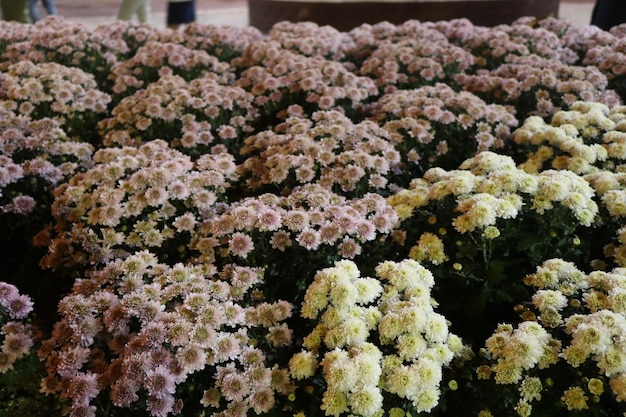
left=43, top=0, right=596, bottom=30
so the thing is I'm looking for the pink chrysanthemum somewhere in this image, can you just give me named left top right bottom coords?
left=228, top=232, right=255, bottom=258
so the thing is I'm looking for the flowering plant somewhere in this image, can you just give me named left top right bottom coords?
left=238, top=110, right=399, bottom=197
left=0, top=60, right=111, bottom=145
left=0, top=282, right=35, bottom=374
left=387, top=151, right=598, bottom=343
left=107, top=41, right=234, bottom=101
left=0, top=108, right=94, bottom=322
left=474, top=259, right=626, bottom=417
left=369, top=83, right=518, bottom=183
left=98, top=74, right=257, bottom=156
left=290, top=259, right=464, bottom=417
left=38, top=139, right=238, bottom=273
left=39, top=251, right=295, bottom=417
left=5, top=13, right=626, bottom=417
left=0, top=281, right=58, bottom=417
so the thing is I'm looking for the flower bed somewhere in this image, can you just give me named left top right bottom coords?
left=2, top=13, right=626, bottom=417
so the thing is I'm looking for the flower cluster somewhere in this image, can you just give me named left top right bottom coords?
left=267, top=21, right=355, bottom=60
left=107, top=41, right=234, bottom=100
left=370, top=83, right=518, bottom=181
left=1, top=17, right=122, bottom=87
left=357, top=36, right=475, bottom=92
left=455, top=22, right=573, bottom=69
left=232, top=40, right=378, bottom=121
left=0, top=109, right=94, bottom=215
left=98, top=74, right=258, bottom=155
left=0, top=282, right=35, bottom=374
left=238, top=110, right=399, bottom=196
left=5, top=13, right=626, bottom=417
left=477, top=258, right=626, bottom=416
left=387, top=151, right=598, bottom=343
left=455, top=55, right=620, bottom=120
left=39, top=251, right=294, bottom=417
left=196, top=184, right=398, bottom=266
left=0, top=60, right=111, bottom=144
left=291, top=259, right=463, bottom=416
left=177, top=22, right=263, bottom=62
left=513, top=101, right=626, bottom=174
left=583, top=37, right=626, bottom=99
left=38, top=139, right=238, bottom=272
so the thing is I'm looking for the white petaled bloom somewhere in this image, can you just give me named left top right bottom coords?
left=289, top=350, right=319, bottom=380
left=532, top=290, right=568, bottom=312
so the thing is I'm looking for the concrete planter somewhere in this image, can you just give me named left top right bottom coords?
left=248, top=0, right=560, bottom=32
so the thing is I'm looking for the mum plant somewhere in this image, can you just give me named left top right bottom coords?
left=3, top=12, right=626, bottom=417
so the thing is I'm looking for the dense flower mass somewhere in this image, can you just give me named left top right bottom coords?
left=3, top=12, right=626, bottom=417
left=0, top=282, right=35, bottom=373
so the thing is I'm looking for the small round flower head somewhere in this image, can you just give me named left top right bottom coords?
left=561, top=386, right=589, bottom=411
left=289, top=350, right=318, bottom=380
left=347, top=386, right=383, bottom=417
left=321, top=389, right=349, bottom=417
left=519, top=376, right=543, bottom=402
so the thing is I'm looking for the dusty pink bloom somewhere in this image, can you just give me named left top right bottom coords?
left=339, top=237, right=363, bottom=258
left=145, top=365, right=177, bottom=399
left=6, top=294, right=33, bottom=319
left=69, top=372, right=100, bottom=405
left=296, top=227, right=321, bottom=250
left=2, top=332, right=33, bottom=358
left=219, top=369, right=250, bottom=402
left=270, top=230, right=293, bottom=251
left=228, top=232, right=255, bottom=258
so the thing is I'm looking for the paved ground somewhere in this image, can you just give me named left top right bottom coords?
left=34, top=0, right=597, bottom=30
left=52, top=0, right=248, bottom=28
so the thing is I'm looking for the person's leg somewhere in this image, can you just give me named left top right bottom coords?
left=117, top=0, right=144, bottom=20
left=2, top=0, right=31, bottom=22
left=591, top=0, right=626, bottom=30
left=136, top=0, right=151, bottom=23
left=167, top=0, right=196, bottom=29
left=41, top=0, right=57, bottom=16
left=29, top=0, right=41, bottom=22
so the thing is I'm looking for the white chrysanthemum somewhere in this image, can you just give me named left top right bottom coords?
left=412, top=388, right=440, bottom=413
left=453, top=193, right=499, bottom=233
left=353, top=353, right=382, bottom=387
left=321, top=307, right=349, bottom=328
left=397, top=333, right=428, bottom=361
left=379, top=312, right=404, bottom=340
left=335, top=260, right=361, bottom=280
left=329, top=275, right=358, bottom=309
left=385, top=364, right=418, bottom=399
left=496, top=193, right=523, bottom=219
left=348, top=386, right=383, bottom=417
left=459, top=151, right=517, bottom=175
left=608, top=287, right=626, bottom=313
left=532, top=289, right=568, bottom=312
left=596, top=348, right=626, bottom=376
left=350, top=342, right=383, bottom=361
left=321, top=389, right=349, bottom=417
left=412, top=357, right=443, bottom=389
left=410, top=232, right=446, bottom=265
left=301, top=279, right=330, bottom=319
left=289, top=351, right=319, bottom=380
left=354, top=277, right=383, bottom=305
left=504, top=324, right=550, bottom=370
left=424, top=313, right=449, bottom=344
left=602, top=190, right=626, bottom=217
left=322, top=355, right=358, bottom=392
left=570, top=321, right=611, bottom=355
left=422, top=344, right=454, bottom=365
